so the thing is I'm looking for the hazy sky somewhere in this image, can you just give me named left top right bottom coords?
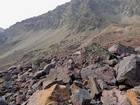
left=0, top=0, right=71, bottom=29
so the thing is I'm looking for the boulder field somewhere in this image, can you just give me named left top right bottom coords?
left=0, top=43, right=140, bottom=105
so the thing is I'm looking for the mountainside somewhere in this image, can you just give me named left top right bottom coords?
left=0, top=0, right=140, bottom=68
left=0, top=27, right=4, bottom=33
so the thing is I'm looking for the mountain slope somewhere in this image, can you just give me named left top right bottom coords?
left=0, top=0, right=140, bottom=68
left=0, top=27, right=4, bottom=33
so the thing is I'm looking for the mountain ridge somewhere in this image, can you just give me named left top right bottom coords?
left=0, top=27, right=4, bottom=33
left=0, top=0, right=140, bottom=68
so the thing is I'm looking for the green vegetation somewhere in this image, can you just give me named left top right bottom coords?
left=86, top=43, right=109, bottom=59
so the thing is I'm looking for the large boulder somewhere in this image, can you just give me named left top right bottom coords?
left=117, top=54, right=140, bottom=86
left=108, top=44, right=136, bottom=56
left=101, top=89, right=131, bottom=105
left=71, top=83, right=91, bottom=105
left=27, top=84, right=70, bottom=105
left=124, top=86, right=140, bottom=105
left=81, top=64, right=116, bottom=84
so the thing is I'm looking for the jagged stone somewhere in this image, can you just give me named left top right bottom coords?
left=71, top=84, right=91, bottom=105
left=125, top=86, right=140, bottom=105
left=101, top=89, right=131, bottom=105
left=27, top=84, right=70, bottom=105
left=81, top=64, right=116, bottom=84
left=88, top=76, right=101, bottom=98
left=108, top=44, right=136, bottom=56
left=117, top=54, right=140, bottom=86
left=42, top=63, right=56, bottom=75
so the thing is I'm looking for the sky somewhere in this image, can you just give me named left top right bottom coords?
left=0, top=0, right=71, bottom=29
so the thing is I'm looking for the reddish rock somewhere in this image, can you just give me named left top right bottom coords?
left=27, top=84, right=70, bottom=105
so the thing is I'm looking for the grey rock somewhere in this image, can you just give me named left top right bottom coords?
left=81, top=64, right=116, bottom=84
left=71, top=88, right=91, bottom=105
left=117, top=54, right=140, bottom=86
left=100, top=80, right=108, bottom=90
left=42, top=63, right=56, bottom=75
left=101, top=89, right=131, bottom=105
left=108, top=44, right=136, bottom=56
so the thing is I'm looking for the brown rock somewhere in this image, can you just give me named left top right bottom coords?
left=27, top=84, right=70, bottom=105
left=125, top=86, right=140, bottom=105
left=88, top=76, right=101, bottom=98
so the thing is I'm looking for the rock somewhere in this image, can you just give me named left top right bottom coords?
left=105, top=59, right=118, bottom=67
left=108, top=44, right=136, bottom=56
left=46, top=69, right=58, bottom=81
left=119, top=85, right=127, bottom=91
left=88, top=76, right=101, bottom=98
left=101, top=89, right=131, bottom=105
left=56, top=67, right=71, bottom=84
left=81, top=64, right=116, bottom=84
left=8, top=66, right=17, bottom=71
left=27, top=84, right=70, bottom=105
left=33, top=70, right=44, bottom=79
left=43, top=80, right=63, bottom=89
left=135, top=47, right=140, bottom=53
left=67, top=58, right=75, bottom=70
left=42, top=63, right=56, bottom=75
left=0, top=99, right=8, bottom=105
left=71, top=84, right=91, bottom=105
left=4, top=80, right=12, bottom=89
left=117, top=54, right=140, bottom=86
left=125, top=86, right=140, bottom=105
left=46, top=67, right=71, bottom=84
left=99, top=80, right=108, bottom=90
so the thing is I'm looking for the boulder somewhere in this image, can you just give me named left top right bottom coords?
left=0, top=99, right=8, bottom=105
left=46, top=67, right=71, bottom=84
left=71, top=84, right=91, bottom=105
left=101, top=89, right=131, bottom=105
left=27, top=84, right=70, bottom=105
left=108, top=44, right=136, bottom=56
left=81, top=64, right=116, bottom=84
left=125, top=86, right=140, bottom=105
left=117, top=54, right=140, bottom=86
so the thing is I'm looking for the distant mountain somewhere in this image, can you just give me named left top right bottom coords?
left=0, top=0, right=140, bottom=68
left=0, top=27, right=4, bottom=33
